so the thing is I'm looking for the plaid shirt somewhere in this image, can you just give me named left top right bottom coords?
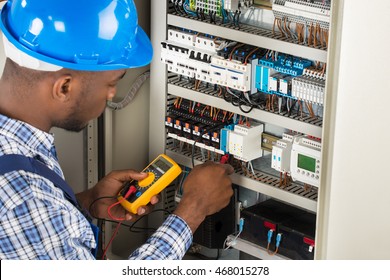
left=0, top=114, right=192, bottom=259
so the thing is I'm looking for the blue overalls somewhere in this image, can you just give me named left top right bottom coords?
left=0, top=154, right=99, bottom=257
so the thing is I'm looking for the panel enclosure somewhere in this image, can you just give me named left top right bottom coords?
left=150, top=0, right=332, bottom=260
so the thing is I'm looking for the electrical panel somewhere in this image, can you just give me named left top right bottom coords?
left=156, top=0, right=331, bottom=260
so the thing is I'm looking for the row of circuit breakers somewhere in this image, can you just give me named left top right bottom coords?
left=165, top=99, right=321, bottom=187
left=161, top=27, right=326, bottom=105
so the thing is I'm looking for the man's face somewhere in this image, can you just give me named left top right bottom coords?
left=57, top=70, right=126, bottom=132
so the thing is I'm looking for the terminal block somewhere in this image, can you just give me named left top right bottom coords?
left=195, top=0, right=223, bottom=16
left=272, top=0, right=331, bottom=29
left=291, top=73, right=325, bottom=105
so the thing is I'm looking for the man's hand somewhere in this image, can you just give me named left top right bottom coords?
left=174, top=161, right=234, bottom=233
left=77, top=170, right=159, bottom=221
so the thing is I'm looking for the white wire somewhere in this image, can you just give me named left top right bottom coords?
left=200, top=148, right=206, bottom=161
left=226, top=87, right=241, bottom=99
left=243, top=91, right=254, bottom=105
left=304, top=22, right=308, bottom=44
left=275, top=51, right=279, bottom=61
left=241, top=7, right=255, bottom=24
left=278, top=18, right=288, bottom=38
left=248, top=161, right=256, bottom=175
left=216, top=41, right=237, bottom=51
left=216, top=41, right=229, bottom=51
left=192, top=102, right=196, bottom=112
left=278, top=97, right=283, bottom=112
left=286, top=20, right=298, bottom=40
left=223, top=230, right=242, bottom=250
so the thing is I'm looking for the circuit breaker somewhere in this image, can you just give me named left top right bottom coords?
left=271, top=133, right=295, bottom=173
left=228, top=123, right=264, bottom=162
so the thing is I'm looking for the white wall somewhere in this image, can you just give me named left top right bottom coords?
left=318, top=0, right=390, bottom=259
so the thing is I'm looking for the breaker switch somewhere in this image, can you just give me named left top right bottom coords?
left=303, top=237, right=315, bottom=247
left=264, top=221, right=276, bottom=231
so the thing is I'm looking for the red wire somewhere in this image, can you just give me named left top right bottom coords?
left=107, top=201, right=126, bottom=221
left=107, top=186, right=136, bottom=221
left=101, top=221, right=122, bottom=260
left=101, top=185, right=136, bottom=259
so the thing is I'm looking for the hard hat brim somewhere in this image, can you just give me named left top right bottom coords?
left=121, top=26, right=154, bottom=70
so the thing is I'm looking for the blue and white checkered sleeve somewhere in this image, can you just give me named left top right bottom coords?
left=0, top=173, right=96, bottom=260
left=129, top=214, right=193, bottom=260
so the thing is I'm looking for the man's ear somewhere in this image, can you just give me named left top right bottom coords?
left=52, top=75, right=73, bottom=102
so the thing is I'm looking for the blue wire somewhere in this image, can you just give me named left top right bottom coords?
left=184, top=3, right=197, bottom=17
left=276, top=233, right=282, bottom=248
left=267, top=229, right=274, bottom=244
left=221, top=0, right=228, bottom=23
left=239, top=218, right=244, bottom=232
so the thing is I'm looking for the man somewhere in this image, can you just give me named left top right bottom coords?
left=0, top=0, right=234, bottom=259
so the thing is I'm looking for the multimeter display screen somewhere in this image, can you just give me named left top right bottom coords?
left=152, top=158, right=172, bottom=173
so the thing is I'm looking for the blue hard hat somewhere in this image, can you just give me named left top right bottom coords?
left=0, top=0, right=153, bottom=71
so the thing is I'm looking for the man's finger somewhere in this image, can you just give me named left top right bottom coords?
left=125, top=213, right=133, bottom=221
left=108, top=170, right=148, bottom=182
left=150, top=195, right=160, bottom=205
left=137, top=206, right=147, bottom=216
left=220, top=163, right=234, bottom=175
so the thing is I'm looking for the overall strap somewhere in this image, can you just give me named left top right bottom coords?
left=0, top=154, right=79, bottom=207
left=0, top=154, right=99, bottom=257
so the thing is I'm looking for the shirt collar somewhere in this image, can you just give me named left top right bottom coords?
left=0, top=113, right=55, bottom=158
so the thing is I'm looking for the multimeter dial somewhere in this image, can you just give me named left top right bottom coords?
left=126, top=168, right=161, bottom=203
left=138, top=172, right=156, bottom=187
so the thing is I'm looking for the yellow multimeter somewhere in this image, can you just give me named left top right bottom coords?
left=118, top=154, right=182, bottom=214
